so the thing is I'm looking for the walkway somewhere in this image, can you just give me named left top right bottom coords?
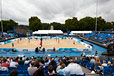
left=81, top=66, right=100, bottom=76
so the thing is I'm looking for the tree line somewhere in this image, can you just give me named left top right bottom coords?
left=0, top=16, right=114, bottom=32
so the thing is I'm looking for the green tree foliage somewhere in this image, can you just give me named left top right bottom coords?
left=29, top=16, right=42, bottom=31
left=79, top=17, right=95, bottom=31
left=0, top=19, right=18, bottom=32
left=65, top=17, right=78, bottom=31
left=95, top=17, right=106, bottom=31
left=42, top=23, right=50, bottom=30
left=0, top=16, right=114, bottom=33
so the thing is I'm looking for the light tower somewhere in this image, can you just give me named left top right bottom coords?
left=95, top=0, right=98, bottom=31
left=0, top=0, right=3, bottom=36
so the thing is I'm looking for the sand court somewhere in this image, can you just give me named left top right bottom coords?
left=0, top=39, right=87, bottom=49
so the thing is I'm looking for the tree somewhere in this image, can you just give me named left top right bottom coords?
left=29, top=16, right=42, bottom=31
left=65, top=17, right=78, bottom=31
left=79, top=17, right=95, bottom=31
left=95, top=17, right=106, bottom=31
left=42, top=23, right=50, bottom=30
left=0, top=19, right=18, bottom=32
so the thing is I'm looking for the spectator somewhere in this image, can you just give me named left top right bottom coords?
left=45, top=57, right=51, bottom=67
left=34, top=60, right=40, bottom=68
left=111, top=58, right=114, bottom=65
left=33, top=66, right=46, bottom=76
left=22, top=56, right=26, bottom=60
left=56, top=62, right=63, bottom=72
left=48, top=65, right=57, bottom=76
left=67, top=59, right=84, bottom=75
left=10, top=69, right=18, bottom=76
left=1, top=59, right=9, bottom=68
left=18, top=57, right=24, bottom=65
left=40, top=57, right=45, bottom=65
left=95, top=51, right=98, bottom=56
left=108, top=61, right=112, bottom=66
left=55, top=56, right=59, bottom=62
left=57, top=63, right=70, bottom=76
left=36, top=56, right=40, bottom=60
left=49, top=58, right=57, bottom=73
left=99, top=60, right=108, bottom=70
left=15, top=56, right=19, bottom=62
left=28, top=62, right=37, bottom=75
left=62, top=57, right=69, bottom=66
left=94, top=58, right=101, bottom=69
left=90, top=57, right=96, bottom=63
left=24, top=58, right=30, bottom=65
left=10, top=59, right=18, bottom=68
left=102, top=60, right=107, bottom=67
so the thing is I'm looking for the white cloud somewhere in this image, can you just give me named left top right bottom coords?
left=0, top=0, right=114, bottom=25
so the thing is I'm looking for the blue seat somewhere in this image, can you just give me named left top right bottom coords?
left=18, top=74, right=26, bottom=76
left=89, top=63, right=94, bottom=70
left=86, top=63, right=90, bottom=69
left=17, top=67, right=22, bottom=70
left=108, top=68, right=114, bottom=74
left=21, top=67, right=28, bottom=70
left=9, top=67, right=16, bottom=70
left=23, top=70, right=29, bottom=75
left=95, top=66, right=100, bottom=70
left=102, top=68, right=110, bottom=76
left=0, top=70, right=9, bottom=74
left=0, top=74, right=9, bottom=76
left=18, top=70, right=24, bottom=74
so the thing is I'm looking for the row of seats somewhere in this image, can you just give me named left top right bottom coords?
left=84, top=32, right=114, bottom=42
left=78, top=59, right=114, bottom=76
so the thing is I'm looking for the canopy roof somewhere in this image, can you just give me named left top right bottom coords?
left=33, top=30, right=63, bottom=34
left=70, top=31, right=92, bottom=34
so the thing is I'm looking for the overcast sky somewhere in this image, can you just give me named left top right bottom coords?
left=0, top=0, right=114, bottom=25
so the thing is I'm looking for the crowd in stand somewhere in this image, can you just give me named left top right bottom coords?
left=0, top=54, right=114, bottom=76
left=0, top=33, right=14, bottom=42
left=84, top=32, right=114, bottom=44
left=0, top=56, right=85, bottom=76
left=79, top=56, right=114, bottom=75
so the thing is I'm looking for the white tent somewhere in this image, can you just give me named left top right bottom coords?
left=70, top=31, right=92, bottom=34
left=48, top=30, right=63, bottom=34
left=33, top=30, right=63, bottom=35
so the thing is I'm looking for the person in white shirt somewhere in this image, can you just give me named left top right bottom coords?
left=24, top=58, right=30, bottom=65
left=28, top=62, right=37, bottom=75
left=90, top=57, right=96, bottom=63
left=102, top=60, right=107, bottom=67
left=98, top=60, right=108, bottom=70
left=57, top=63, right=70, bottom=76
left=10, top=59, right=18, bottom=68
left=67, top=59, right=84, bottom=75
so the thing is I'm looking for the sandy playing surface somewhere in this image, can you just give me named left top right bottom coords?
left=0, top=39, right=87, bottom=49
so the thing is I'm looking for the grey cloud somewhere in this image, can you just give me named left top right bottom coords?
left=1, top=0, right=114, bottom=25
